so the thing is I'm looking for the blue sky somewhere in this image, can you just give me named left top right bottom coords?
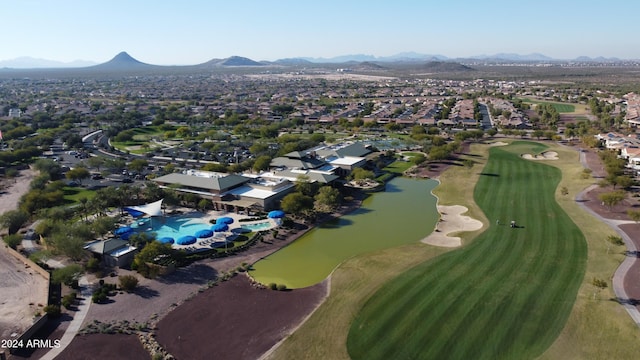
left=0, top=0, right=637, bottom=64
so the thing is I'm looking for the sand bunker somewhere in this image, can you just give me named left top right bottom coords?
left=521, top=151, right=558, bottom=160
left=421, top=205, right=483, bottom=248
left=488, top=141, right=508, bottom=147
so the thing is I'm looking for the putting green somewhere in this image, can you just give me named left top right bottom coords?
left=347, top=141, right=587, bottom=359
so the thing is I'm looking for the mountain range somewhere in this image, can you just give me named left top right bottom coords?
left=0, top=51, right=631, bottom=70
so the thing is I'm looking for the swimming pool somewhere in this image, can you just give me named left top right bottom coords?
left=241, top=221, right=274, bottom=232
left=130, top=213, right=213, bottom=240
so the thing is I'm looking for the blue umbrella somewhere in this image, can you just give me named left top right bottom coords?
left=211, top=223, right=229, bottom=232
left=195, top=229, right=214, bottom=238
left=157, top=237, right=175, bottom=244
left=120, top=232, right=132, bottom=240
left=216, top=217, right=234, bottom=224
left=268, top=210, right=285, bottom=218
left=176, top=235, right=197, bottom=245
left=114, top=226, right=133, bottom=235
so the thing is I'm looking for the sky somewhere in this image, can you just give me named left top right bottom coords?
left=0, top=0, right=638, bottom=65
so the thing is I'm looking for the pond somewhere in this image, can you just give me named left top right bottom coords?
left=250, top=177, right=440, bottom=288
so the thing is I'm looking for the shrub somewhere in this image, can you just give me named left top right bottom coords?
left=607, top=235, right=624, bottom=246
left=269, top=283, right=277, bottom=290
left=592, top=277, right=608, bottom=289
left=118, top=275, right=139, bottom=292
left=62, top=292, right=77, bottom=309
left=85, top=257, right=100, bottom=273
left=277, top=284, right=287, bottom=291
left=2, top=234, right=23, bottom=249
left=43, top=304, right=61, bottom=318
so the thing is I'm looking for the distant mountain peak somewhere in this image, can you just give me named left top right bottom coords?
left=89, top=51, right=154, bottom=70
left=199, top=56, right=264, bottom=67
left=0, top=56, right=96, bottom=69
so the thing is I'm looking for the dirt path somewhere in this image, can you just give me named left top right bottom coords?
left=0, top=168, right=35, bottom=215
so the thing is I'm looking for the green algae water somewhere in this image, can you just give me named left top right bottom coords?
left=250, top=177, right=439, bottom=288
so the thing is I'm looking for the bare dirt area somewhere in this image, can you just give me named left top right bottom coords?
left=0, top=246, right=49, bottom=343
left=0, top=168, right=35, bottom=215
left=56, top=333, right=150, bottom=360
left=0, top=168, right=49, bottom=345
left=155, top=275, right=327, bottom=360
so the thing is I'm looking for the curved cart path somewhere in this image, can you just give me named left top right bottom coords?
left=577, top=147, right=640, bottom=327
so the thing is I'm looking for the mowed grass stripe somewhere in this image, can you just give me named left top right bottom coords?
left=347, top=142, right=587, bottom=360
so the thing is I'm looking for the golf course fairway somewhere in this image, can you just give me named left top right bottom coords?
left=347, top=141, right=587, bottom=359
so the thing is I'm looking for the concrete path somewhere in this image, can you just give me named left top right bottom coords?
left=574, top=142, right=640, bottom=333
left=39, top=276, right=93, bottom=360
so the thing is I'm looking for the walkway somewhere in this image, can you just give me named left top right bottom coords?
left=576, top=148, right=640, bottom=328
left=39, top=276, right=93, bottom=360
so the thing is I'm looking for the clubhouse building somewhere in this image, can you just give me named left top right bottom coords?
left=152, top=142, right=372, bottom=212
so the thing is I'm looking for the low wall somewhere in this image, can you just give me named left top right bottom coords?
left=4, top=245, right=50, bottom=280
left=8, top=315, right=49, bottom=355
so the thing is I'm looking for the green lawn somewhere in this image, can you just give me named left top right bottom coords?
left=347, top=142, right=587, bottom=359
left=63, top=186, right=96, bottom=203
left=519, top=98, right=578, bottom=113
left=268, top=141, right=640, bottom=360
left=383, top=159, right=413, bottom=174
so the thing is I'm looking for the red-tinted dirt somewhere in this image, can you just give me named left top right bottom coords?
left=55, top=334, right=150, bottom=360
left=155, top=275, right=327, bottom=360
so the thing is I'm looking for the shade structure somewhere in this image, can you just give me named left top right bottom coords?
left=157, top=237, right=175, bottom=244
left=114, top=226, right=133, bottom=235
left=268, top=210, right=285, bottom=218
left=211, top=223, right=229, bottom=232
left=216, top=216, right=234, bottom=224
left=176, top=235, right=197, bottom=245
left=195, top=229, right=214, bottom=238
left=124, top=208, right=145, bottom=218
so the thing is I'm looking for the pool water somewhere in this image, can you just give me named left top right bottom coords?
left=130, top=212, right=212, bottom=240
left=241, top=221, right=273, bottom=231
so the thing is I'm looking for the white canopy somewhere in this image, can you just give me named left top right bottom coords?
left=124, top=199, right=164, bottom=217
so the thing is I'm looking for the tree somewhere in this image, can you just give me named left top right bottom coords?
left=128, top=158, right=148, bottom=173
left=627, top=209, right=640, bottom=224
left=411, top=153, right=427, bottom=165
left=0, top=209, right=29, bottom=234
left=86, top=156, right=106, bottom=171
left=132, top=241, right=174, bottom=278
left=598, top=190, right=626, bottom=211
left=350, top=167, right=374, bottom=181
left=280, top=192, right=314, bottom=215
left=429, top=146, right=451, bottom=161
left=532, top=130, right=544, bottom=139
left=253, top=155, right=272, bottom=172
left=66, top=167, right=90, bottom=184
left=33, top=159, right=63, bottom=179
left=52, top=264, right=84, bottom=286
left=314, top=186, right=342, bottom=212
left=615, top=175, right=633, bottom=190
left=295, top=175, right=319, bottom=197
